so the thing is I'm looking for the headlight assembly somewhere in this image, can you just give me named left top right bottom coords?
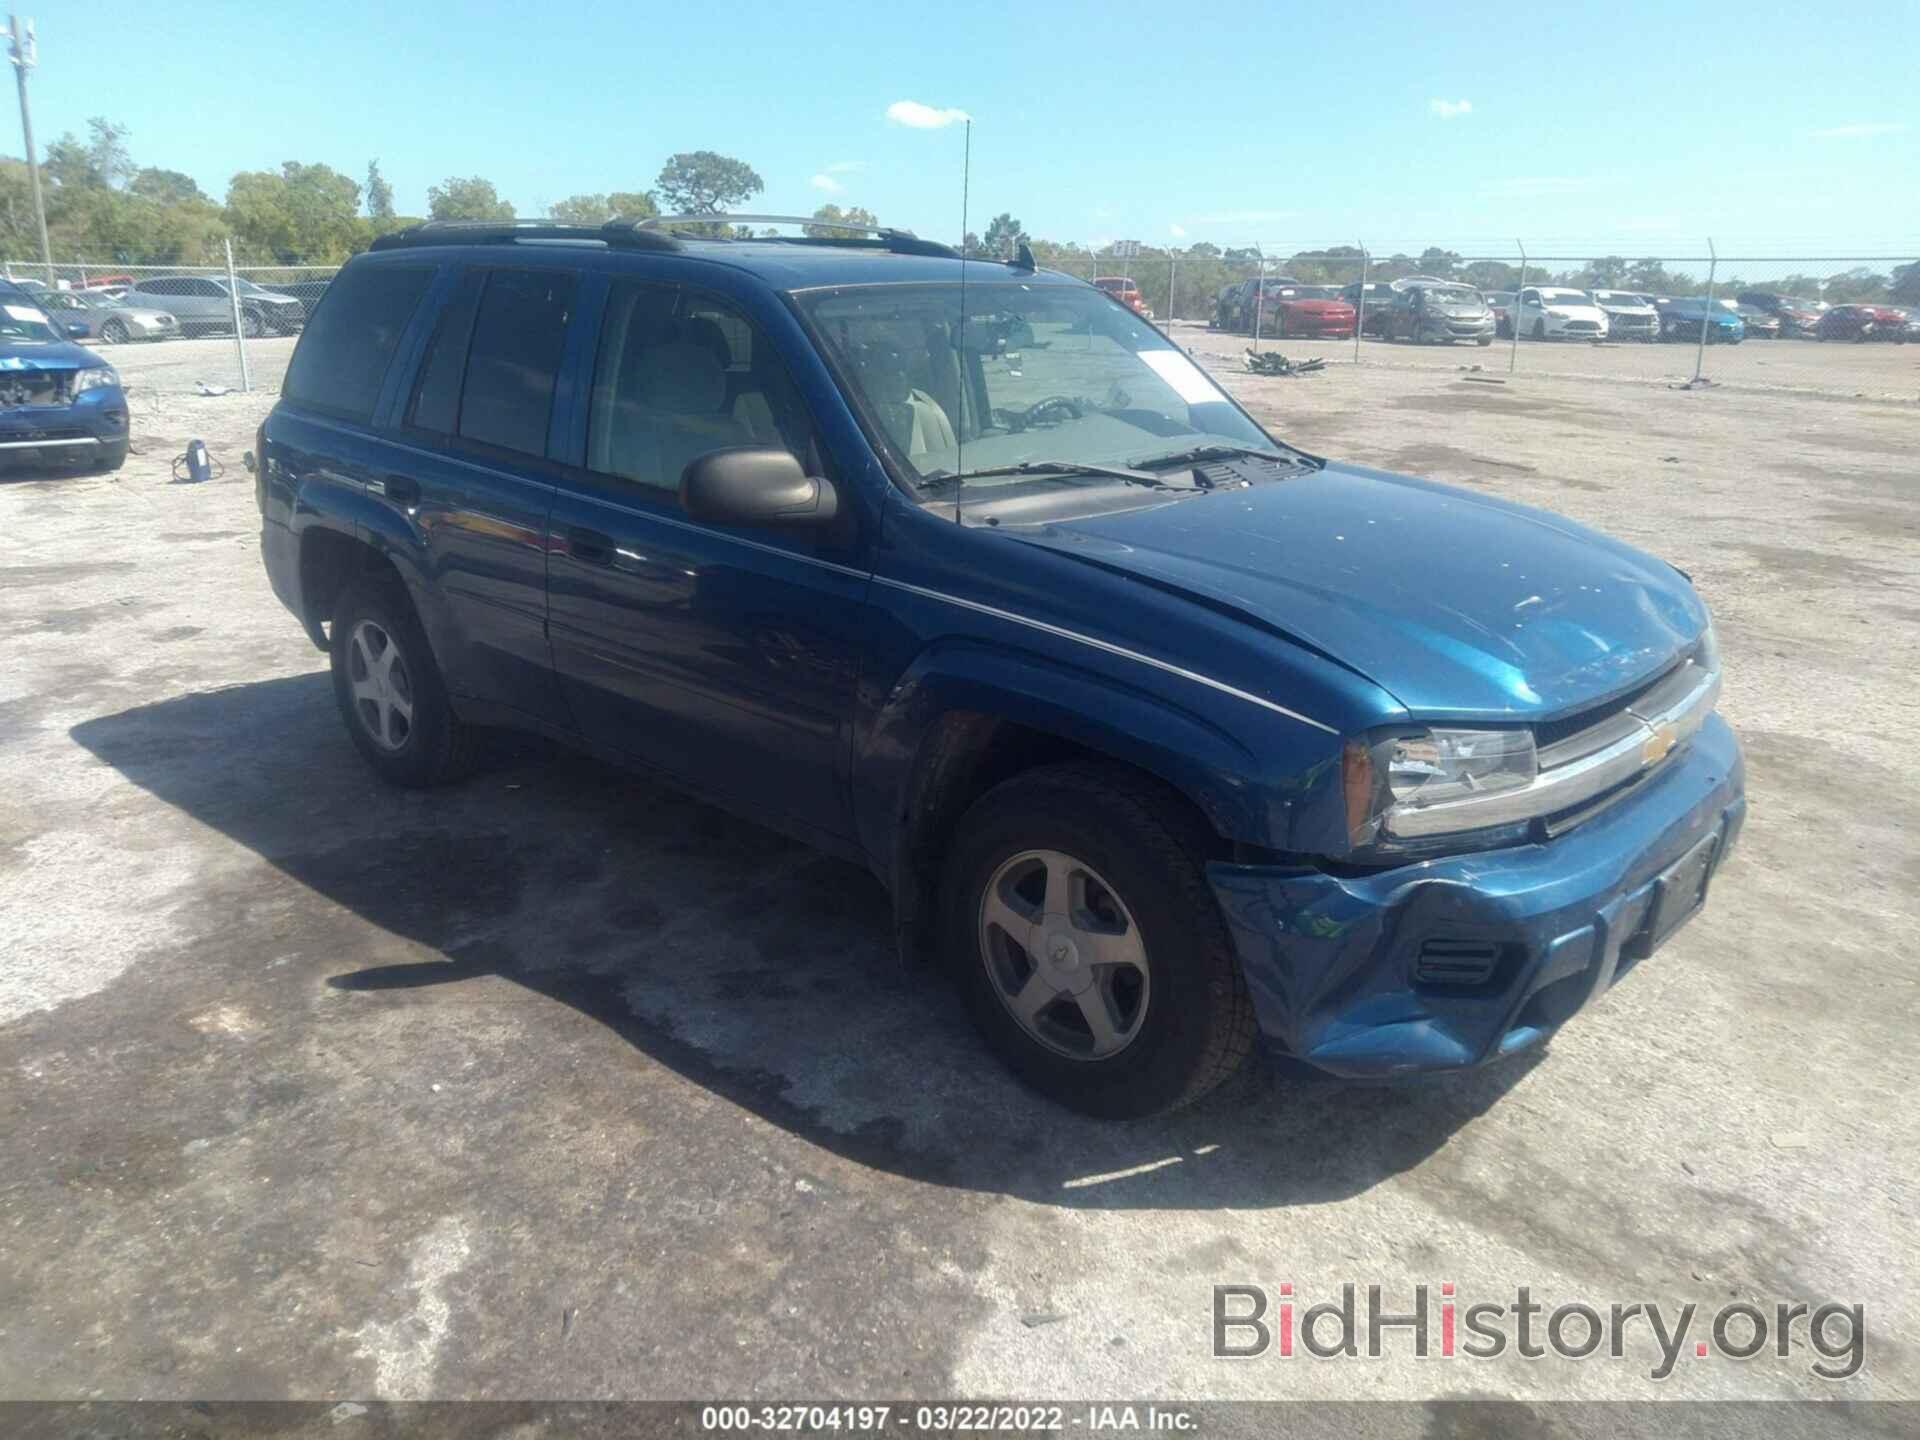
left=72, top=366, right=120, bottom=394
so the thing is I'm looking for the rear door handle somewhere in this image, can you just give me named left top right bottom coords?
left=567, top=526, right=615, bottom=565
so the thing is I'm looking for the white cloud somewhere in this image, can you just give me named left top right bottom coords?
left=886, top=99, right=971, bottom=129
left=1429, top=98, right=1473, bottom=120
left=809, top=173, right=844, bottom=193
left=1189, top=208, right=1295, bottom=225
left=1169, top=223, right=1187, bottom=238
left=1806, top=122, right=1907, bottom=139
left=1479, top=175, right=1597, bottom=197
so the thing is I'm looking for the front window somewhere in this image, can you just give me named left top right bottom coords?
left=797, top=281, right=1278, bottom=486
left=1422, top=285, right=1482, bottom=305
left=0, top=300, right=62, bottom=342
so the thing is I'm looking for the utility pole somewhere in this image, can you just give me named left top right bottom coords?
left=7, top=14, right=52, bottom=283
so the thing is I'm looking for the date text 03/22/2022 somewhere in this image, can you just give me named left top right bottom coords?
left=699, top=1405, right=1197, bottom=1432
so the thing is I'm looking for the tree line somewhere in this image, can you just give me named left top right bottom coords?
left=4, top=120, right=1912, bottom=315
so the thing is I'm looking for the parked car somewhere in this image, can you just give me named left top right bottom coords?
left=1221, top=278, right=1356, bottom=338
left=36, top=287, right=179, bottom=344
left=1904, top=308, right=1920, bottom=343
left=1650, top=296, right=1745, bottom=343
left=0, top=280, right=130, bottom=472
left=1513, top=286, right=1609, bottom=340
left=1733, top=303, right=1782, bottom=339
left=1735, top=291, right=1824, bottom=338
left=1383, top=281, right=1495, bottom=345
left=1484, top=290, right=1516, bottom=337
left=1815, top=303, right=1908, bottom=342
left=264, top=276, right=333, bottom=320
left=254, top=218, right=1744, bottom=1117
left=126, top=274, right=306, bottom=336
left=1338, top=280, right=1401, bottom=336
left=1586, top=290, right=1660, bottom=342
left=77, top=273, right=135, bottom=292
left=1093, top=276, right=1150, bottom=318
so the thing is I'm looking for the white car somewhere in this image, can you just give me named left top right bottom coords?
left=1513, top=286, right=1609, bottom=340
left=1586, top=289, right=1660, bottom=342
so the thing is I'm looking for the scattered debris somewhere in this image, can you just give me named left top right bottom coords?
left=1770, top=1131, right=1811, bottom=1150
left=196, top=382, right=234, bottom=397
left=1020, top=1311, right=1067, bottom=1328
left=1662, top=456, right=1681, bottom=463
left=1461, top=376, right=1506, bottom=386
left=1244, top=350, right=1326, bottom=377
left=562, top=1306, right=577, bottom=1340
left=1669, top=376, right=1719, bottom=391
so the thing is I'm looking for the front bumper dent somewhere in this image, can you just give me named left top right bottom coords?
left=1207, top=714, right=1745, bottom=1078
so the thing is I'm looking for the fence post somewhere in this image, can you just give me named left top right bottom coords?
left=1354, top=242, right=1368, bottom=365
left=1251, top=245, right=1266, bottom=353
left=224, top=238, right=252, bottom=394
left=1509, top=239, right=1526, bottom=374
left=1692, top=237, right=1716, bottom=386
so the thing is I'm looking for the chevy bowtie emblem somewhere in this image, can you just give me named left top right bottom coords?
left=1642, top=723, right=1678, bottom=766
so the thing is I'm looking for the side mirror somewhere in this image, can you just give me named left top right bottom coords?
left=65, top=321, right=89, bottom=338
left=681, top=447, right=839, bottom=529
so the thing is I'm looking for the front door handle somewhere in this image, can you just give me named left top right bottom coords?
left=371, top=474, right=421, bottom=503
left=567, top=526, right=615, bottom=565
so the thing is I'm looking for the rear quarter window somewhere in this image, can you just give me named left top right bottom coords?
left=282, top=264, right=434, bottom=423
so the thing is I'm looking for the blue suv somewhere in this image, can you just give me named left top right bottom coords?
left=0, top=280, right=130, bottom=472
left=255, top=218, right=1745, bottom=1117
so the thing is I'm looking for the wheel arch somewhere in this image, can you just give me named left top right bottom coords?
left=859, top=644, right=1283, bottom=965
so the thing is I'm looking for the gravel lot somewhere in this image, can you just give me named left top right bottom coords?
left=2, top=336, right=1916, bottom=1408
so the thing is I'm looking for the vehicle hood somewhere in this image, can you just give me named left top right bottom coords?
left=1429, top=304, right=1490, bottom=318
left=0, top=341, right=105, bottom=370
left=1543, top=302, right=1607, bottom=320
left=1013, top=464, right=1706, bottom=720
left=1597, top=302, right=1656, bottom=316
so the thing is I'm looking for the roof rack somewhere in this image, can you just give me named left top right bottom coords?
left=368, top=219, right=682, bottom=253
left=640, top=213, right=962, bottom=260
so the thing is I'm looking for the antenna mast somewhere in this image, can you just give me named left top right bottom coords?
left=954, top=117, right=971, bottom=525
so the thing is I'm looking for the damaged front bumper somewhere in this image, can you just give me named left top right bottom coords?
left=1208, top=713, right=1745, bottom=1078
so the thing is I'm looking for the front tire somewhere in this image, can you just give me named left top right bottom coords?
left=240, top=307, right=264, bottom=338
left=1532, top=317, right=1547, bottom=340
left=329, top=574, right=478, bottom=787
left=941, top=763, right=1256, bottom=1118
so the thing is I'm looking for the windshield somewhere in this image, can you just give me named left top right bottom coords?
left=0, top=299, right=62, bottom=342
left=798, top=281, right=1279, bottom=486
left=1423, top=285, right=1482, bottom=306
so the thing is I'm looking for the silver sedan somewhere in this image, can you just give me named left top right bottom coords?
left=39, top=288, right=179, bottom=344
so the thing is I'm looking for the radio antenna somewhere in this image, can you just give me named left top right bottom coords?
left=954, top=116, right=970, bottom=525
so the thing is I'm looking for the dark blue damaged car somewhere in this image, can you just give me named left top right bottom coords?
left=0, top=280, right=131, bottom=473
left=254, top=217, right=1745, bottom=1117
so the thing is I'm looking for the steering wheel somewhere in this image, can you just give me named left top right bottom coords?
left=1002, top=395, right=1083, bottom=432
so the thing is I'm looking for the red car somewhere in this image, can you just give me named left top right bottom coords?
left=1816, top=303, right=1908, bottom=342
left=1092, top=276, right=1149, bottom=317
left=1225, top=279, right=1355, bottom=338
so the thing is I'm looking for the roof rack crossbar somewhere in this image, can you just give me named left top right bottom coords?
left=639, top=212, right=962, bottom=260
left=368, top=219, right=681, bottom=253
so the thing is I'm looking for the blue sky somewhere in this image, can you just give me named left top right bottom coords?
left=17, top=0, right=1918, bottom=256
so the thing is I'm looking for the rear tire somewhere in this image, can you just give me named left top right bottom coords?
left=100, top=318, right=130, bottom=345
left=941, top=763, right=1256, bottom=1119
left=240, top=307, right=264, bottom=339
left=329, top=574, right=478, bottom=788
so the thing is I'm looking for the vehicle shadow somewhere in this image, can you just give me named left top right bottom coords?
left=70, top=675, right=1538, bottom=1211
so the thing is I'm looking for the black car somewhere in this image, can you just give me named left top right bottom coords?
left=1735, top=291, right=1824, bottom=338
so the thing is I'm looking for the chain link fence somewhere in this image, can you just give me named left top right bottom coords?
left=6, top=240, right=1912, bottom=398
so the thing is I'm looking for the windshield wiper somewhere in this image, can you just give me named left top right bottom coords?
left=923, top=459, right=1188, bottom=491
left=1129, top=442, right=1320, bottom=472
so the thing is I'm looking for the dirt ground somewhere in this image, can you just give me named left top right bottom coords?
left=1, top=336, right=1916, bottom=1410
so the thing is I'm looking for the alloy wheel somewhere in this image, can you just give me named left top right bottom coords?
left=978, top=849, right=1151, bottom=1061
left=346, top=619, right=415, bottom=752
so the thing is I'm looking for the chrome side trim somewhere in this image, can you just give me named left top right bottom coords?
left=871, top=575, right=1338, bottom=735
left=0, top=437, right=97, bottom=449
left=1387, top=665, right=1721, bottom=839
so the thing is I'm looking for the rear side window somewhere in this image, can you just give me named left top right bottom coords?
left=282, top=264, right=433, bottom=423
left=405, top=273, right=483, bottom=435
left=457, top=269, right=576, bottom=457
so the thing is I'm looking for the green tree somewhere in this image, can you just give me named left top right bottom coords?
left=226, top=162, right=363, bottom=262
left=654, top=151, right=762, bottom=216
left=805, top=203, right=878, bottom=238
left=129, top=167, right=204, bottom=205
left=365, top=160, right=394, bottom=220
left=1415, top=247, right=1462, bottom=278
left=549, top=190, right=657, bottom=225
left=1891, top=261, right=1920, bottom=306
left=86, top=119, right=133, bottom=188
left=980, top=212, right=1025, bottom=258
left=427, top=175, right=514, bottom=221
